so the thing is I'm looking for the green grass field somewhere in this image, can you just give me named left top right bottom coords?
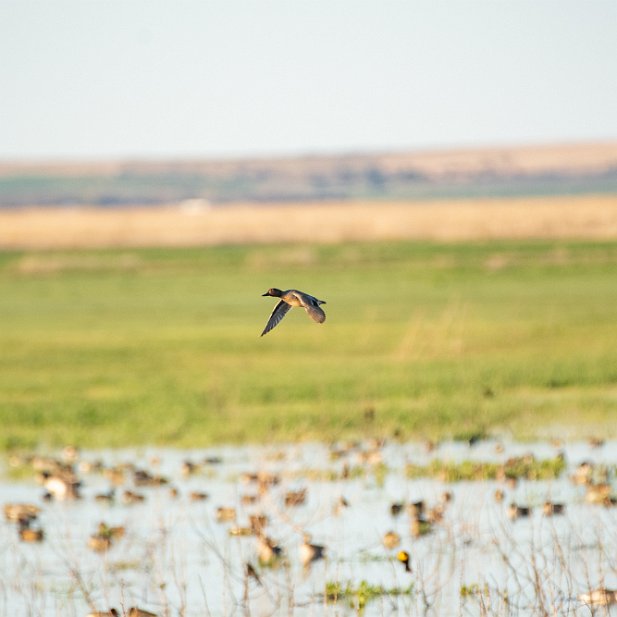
left=1, top=240, right=616, bottom=450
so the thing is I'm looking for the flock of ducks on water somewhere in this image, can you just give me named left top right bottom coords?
left=3, top=436, right=617, bottom=613
left=87, top=606, right=158, bottom=617
left=86, top=609, right=156, bottom=617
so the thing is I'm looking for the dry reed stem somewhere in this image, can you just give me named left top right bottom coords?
left=1, top=195, right=617, bottom=250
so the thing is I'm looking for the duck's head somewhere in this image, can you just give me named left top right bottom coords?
left=397, top=550, right=412, bottom=572
left=262, top=288, right=283, bottom=297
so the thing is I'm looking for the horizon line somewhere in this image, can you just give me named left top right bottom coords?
left=1, top=137, right=616, bottom=166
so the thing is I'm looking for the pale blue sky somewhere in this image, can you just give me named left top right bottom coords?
left=1, top=1, right=616, bottom=159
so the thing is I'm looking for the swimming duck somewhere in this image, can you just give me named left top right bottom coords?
left=383, top=530, right=401, bottom=549
left=410, top=516, right=433, bottom=538
left=240, top=470, right=280, bottom=488
left=181, top=459, right=200, bottom=476
left=261, top=288, right=326, bottom=336
left=588, top=436, right=605, bottom=448
left=62, top=444, right=79, bottom=463
left=249, top=514, right=268, bottom=535
left=127, top=608, right=158, bottom=617
left=88, top=534, right=112, bottom=552
left=103, top=465, right=126, bottom=486
left=257, top=535, right=284, bottom=566
left=332, top=495, right=349, bottom=516
left=122, top=490, right=146, bottom=505
left=18, top=521, right=44, bottom=543
left=97, top=521, right=125, bottom=540
left=542, top=501, right=565, bottom=516
left=571, top=461, right=593, bottom=485
left=4, top=503, right=40, bottom=524
left=426, top=504, right=446, bottom=524
left=440, top=491, right=453, bottom=504
left=94, top=489, right=115, bottom=504
left=284, top=488, right=307, bottom=507
left=215, top=506, right=237, bottom=522
left=578, top=588, right=617, bottom=606
left=41, top=471, right=81, bottom=500
left=390, top=502, right=404, bottom=517
left=203, top=455, right=223, bottom=465
left=299, top=534, right=325, bottom=567
left=229, top=526, right=253, bottom=537
left=507, top=503, right=531, bottom=521
left=585, top=482, right=611, bottom=504
left=406, top=501, right=425, bottom=518
left=133, top=468, right=168, bottom=487
left=357, top=448, right=383, bottom=465
left=397, top=550, right=412, bottom=573
left=78, top=458, right=104, bottom=474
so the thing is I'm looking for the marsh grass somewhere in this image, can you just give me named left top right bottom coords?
left=1, top=239, right=616, bottom=449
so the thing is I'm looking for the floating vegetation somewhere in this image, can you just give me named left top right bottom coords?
left=324, top=580, right=413, bottom=610
left=372, top=462, right=389, bottom=487
left=289, top=465, right=367, bottom=482
left=287, top=463, right=389, bottom=482
left=356, top=550, right=392, bottom=564
left=460, top=583, right=489, bottom=598
left=406, top=454, right=566, bottom=482
left=109, top=560, right=140, bottom=572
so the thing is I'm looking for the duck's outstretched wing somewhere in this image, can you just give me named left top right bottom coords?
left=304, top=302, right=326, bottom=324
left=261, top=300, right=291, bottom=336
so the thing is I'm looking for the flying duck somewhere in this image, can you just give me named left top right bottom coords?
left=261, top=288, right=326, bottom=336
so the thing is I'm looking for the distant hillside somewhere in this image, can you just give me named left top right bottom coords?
left=0, top=142, right=616, bottom=207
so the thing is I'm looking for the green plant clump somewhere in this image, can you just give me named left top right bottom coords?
left=406, top=454, right=566, bottom=482
left=325, top=580, right=413, bottom=610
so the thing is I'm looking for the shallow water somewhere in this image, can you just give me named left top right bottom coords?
left=1, top=439, right=617, bottom=617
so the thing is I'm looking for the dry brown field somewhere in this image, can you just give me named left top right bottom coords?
left=1, top=141, right=616, bottom=178
left=1, top=194, right=617, bottom=249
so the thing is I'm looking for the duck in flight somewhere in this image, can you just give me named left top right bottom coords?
left=261, top=288, right=326, bottom=336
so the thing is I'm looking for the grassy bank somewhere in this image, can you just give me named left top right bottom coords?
left=1, top=239, right=616, bottom=449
